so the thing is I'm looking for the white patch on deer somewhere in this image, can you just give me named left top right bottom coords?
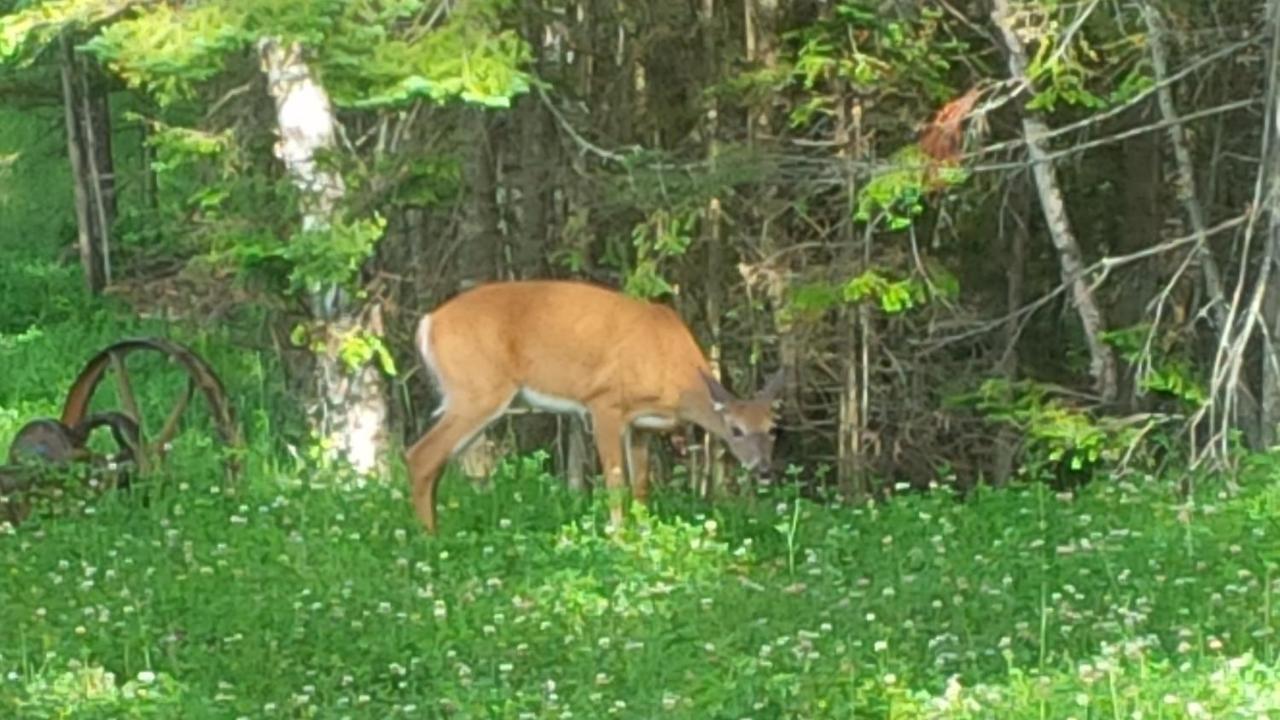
left=415, top=314, right=448, bottom=419
left=520, top=387, right=589, bottom=417
left=632, top=414, right=677, bottom=430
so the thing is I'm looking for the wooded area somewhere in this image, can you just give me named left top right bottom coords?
left=0, top=0, right=1269, bottom=486
left=0, top=0, right=1274, bottom=497
left=4, top=1, right=1280, bottom=716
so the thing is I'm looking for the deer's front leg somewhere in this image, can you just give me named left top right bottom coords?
left=589, top=405, right=627, bottom=529
left=626, top=429, right=652, bottom=505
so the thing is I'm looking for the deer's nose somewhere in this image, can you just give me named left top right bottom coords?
left=752, top=463, right=774, bottom=485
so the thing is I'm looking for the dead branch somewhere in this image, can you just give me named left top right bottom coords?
left=923, top=212, right=1251, bottom=353
left=1191, top=0, right=1280, bottom=466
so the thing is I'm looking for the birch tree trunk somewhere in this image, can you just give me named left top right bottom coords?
left=258, top=38, right=389, bottom=476
left=991, top=0, right=1118, bottom=401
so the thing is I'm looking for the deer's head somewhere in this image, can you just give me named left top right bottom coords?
left=700, top=368, right=786, bottom=479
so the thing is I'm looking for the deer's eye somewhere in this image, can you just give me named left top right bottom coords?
left=730, top=426, right=745, bottom=438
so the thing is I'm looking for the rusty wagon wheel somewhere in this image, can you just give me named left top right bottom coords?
left=57, top=337, right=243, bottom=481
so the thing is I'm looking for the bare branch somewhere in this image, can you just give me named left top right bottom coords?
left=537, top=84, right=626, bottom=165
left=921, top=213, right=1251, bottom=353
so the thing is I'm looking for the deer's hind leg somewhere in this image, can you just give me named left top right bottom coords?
left=405, top=393, right=512, bottom=533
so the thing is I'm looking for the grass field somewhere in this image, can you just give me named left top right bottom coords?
left=2, top=445, right=1279, bottom=718
left=0, top=239, right=1278, bottom=718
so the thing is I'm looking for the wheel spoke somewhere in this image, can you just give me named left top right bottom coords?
left=109, top=351, right=149, bottom=472
left=150, top=379, right=195, bottom=460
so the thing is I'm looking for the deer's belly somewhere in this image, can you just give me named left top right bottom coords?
left=631, top=414, right=678, bottom=430
left=519, top=387, right=589, bottom=416
left=518, top=387, right=677, bottom=431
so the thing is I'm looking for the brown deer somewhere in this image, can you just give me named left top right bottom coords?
left=404, top=280, right=785, bottom=532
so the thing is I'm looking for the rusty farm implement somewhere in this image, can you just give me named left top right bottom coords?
left=0, top=337, right=241, bottom=526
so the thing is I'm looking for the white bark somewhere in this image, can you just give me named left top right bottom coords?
left=259, top=38, right=388, bottom=475
left=259, top=39, right=345, bottom=234
left=991, top=0, right=1118, bottom=401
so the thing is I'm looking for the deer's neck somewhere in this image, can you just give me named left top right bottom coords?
left=678, top=381, right=730, bottom=442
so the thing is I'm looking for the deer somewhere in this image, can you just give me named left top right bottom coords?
left=404, top=279, right=786, bottom=533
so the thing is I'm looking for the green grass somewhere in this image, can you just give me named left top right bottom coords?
left=2, top=425, right=1280, bottom=718
left=1, top=121, right=1279, bottom=716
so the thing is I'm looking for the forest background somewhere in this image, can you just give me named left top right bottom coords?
left=2, top=0, right=1280, bottom=717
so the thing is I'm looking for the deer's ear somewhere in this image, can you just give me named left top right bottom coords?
left=699, top=369, right=734, bottom=411
left=758, top=368, right=787, bottom=402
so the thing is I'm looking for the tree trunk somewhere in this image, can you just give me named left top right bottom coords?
left=451, top=106, right=506, bottom=483
left=747, top=0, right=799, bottom=418
left=992, top=171, right=1030, bottom=486
left=1260, top=0, right=1280, bottom=448
left=1115, top=108, right=1160, bottom=406
left=837, top=98, right=868, bottom=497
left=1144, top=2, right=1262, bottom=446
left=82, top=53, right=117, bottom=249
left=745, top=0, right=780, bottom=141
left=516, top=94, right=552, bottom=275
left=1144, top=5, right=1230, bottom=329
left=694, top=0, right=728, bottom=499
left=59, top=33, right=110, bottom=294
left=457, top=108, right=501, bottom=286
left=258, top=38, right=389, bottom=476
left=991, top=0, right=1118, bottom=402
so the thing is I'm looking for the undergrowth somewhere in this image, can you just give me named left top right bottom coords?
left=1, top=150, right=1278, bottom=716
left=1, top=428, right=1278, bottom=718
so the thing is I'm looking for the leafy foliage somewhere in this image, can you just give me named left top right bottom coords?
left=950, top=378, right=1167, bottom=483
left=784, top=2, right=966, bottom=127
left=1010, top=0, right=1154, bottom=111
left=2, top=0, right=530, bottom=300
left=83, top=4, right=250, bottom=107
left=0, top=0, right=125, bottom=63
left=283, top=215, right=387, bottom=292
left=333, top=2, right=531, bottom=109
left=788, top=267, right=960, bottom=320
left=11, top=664, right=187, bottom=718
left=0, top=108, right=73, bottom=264
left=622, top=208, right=695, bottom=300
left=856, top=145, right=970, bottom=229
left=290, top=320, right=399, bottom=376
left=1101, top=324, right=1207, bottom=408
